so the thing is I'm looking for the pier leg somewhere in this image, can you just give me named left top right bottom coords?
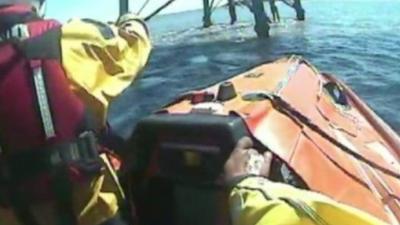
left=251, top=0, right=270, bottom=38
left=293, top=0, right=305, bottom=21
left=203, top=0, right=213, bottom=28
left=269, top=0, right=280, bottom=22
left=228, top=0, right=237, bottom=25
left=119, top=0, right=129, bottom=16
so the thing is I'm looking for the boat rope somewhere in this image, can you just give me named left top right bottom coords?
left=259, top=93, right=400, bottom=181
left=144, top=0, right=177, bottom=21
left=137, top=0, right=151, bottom=15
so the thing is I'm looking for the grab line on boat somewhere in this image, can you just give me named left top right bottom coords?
left=251, top=92, right=400, bottom=181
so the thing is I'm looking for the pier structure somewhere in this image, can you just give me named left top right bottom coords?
left=201, top=0, right=305, bottom=37
left=251, top=0, right=270, bottom=38
left=203, top=0, right=213, bottom=27
left=228, top=0, right=237, bottom=24
left=119, top=0, right=305, bottom=38
left=281, top=0, right=305, bottom=20
left=120, top=0, right=129, bottom=16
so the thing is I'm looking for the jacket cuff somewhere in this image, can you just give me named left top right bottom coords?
left=225, top=175, right=258, bottom=191
left=121, top=18, right=149, bottom=36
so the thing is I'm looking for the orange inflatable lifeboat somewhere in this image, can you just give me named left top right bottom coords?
left=130, top=55, right=400, bottom=225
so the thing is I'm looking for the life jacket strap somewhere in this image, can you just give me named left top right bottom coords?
left=2, top=132, right=100, bottom=225
left=5, top=131, right=100, bottom=180
left=0, top=23, right=56, bottom=140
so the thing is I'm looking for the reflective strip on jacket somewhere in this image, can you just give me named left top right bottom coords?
left=229, top=176, right=390, bottom=225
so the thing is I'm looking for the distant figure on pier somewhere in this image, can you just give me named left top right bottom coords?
left=269, top=0, right=280, bottom=23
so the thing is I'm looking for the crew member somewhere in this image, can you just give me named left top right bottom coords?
left=224, top=137, right=390, bottom=225
left=0, top=0, right=151, bottom=224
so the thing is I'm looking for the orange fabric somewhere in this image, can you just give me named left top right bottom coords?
left=163, top=56, right=400, bottom=224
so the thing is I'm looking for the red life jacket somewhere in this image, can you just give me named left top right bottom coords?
left=0, top=4, right=99, bottom=203
left=0, top=4, right=95, bottom=150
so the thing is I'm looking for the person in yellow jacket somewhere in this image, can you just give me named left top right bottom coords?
left=224, top=137, right=390, bottom=225
left=0, top=1, right=151, bottom=225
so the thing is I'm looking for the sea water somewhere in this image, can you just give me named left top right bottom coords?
left=109, top=0, right=400, bottom=139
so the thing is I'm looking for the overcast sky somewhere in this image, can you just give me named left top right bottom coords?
left=47, top=0, right=224, bottom=22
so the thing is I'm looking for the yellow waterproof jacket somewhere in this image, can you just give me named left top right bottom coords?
left=229, top=176, right=390, bottom=225
left=0, top=17, right=151, bottom=225
left=62, top=17, right=152, bottom=125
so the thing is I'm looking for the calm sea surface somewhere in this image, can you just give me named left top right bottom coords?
left=109, top=0, right=400, bottom=139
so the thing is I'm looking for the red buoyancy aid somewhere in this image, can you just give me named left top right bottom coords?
left=0, top=5, right=99, bottom=203
left=0, top=4, right=91, bottom=149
